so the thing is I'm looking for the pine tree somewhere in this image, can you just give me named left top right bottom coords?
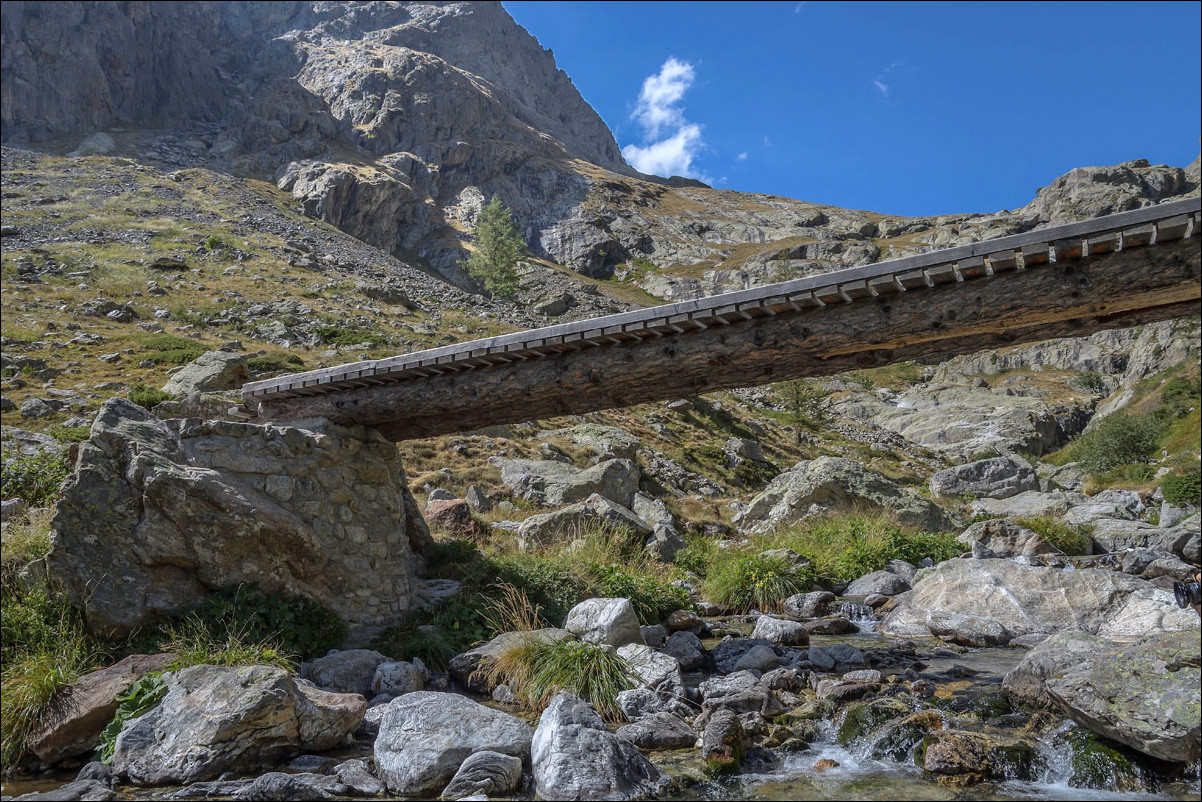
left=460, top=196, right=526, bottom=298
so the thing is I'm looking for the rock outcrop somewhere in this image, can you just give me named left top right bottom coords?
left=46, top=399, right=424, bottom=642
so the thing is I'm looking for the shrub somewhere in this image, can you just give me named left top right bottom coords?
left=0, top=449, right=71, bottom=508
left=1070, top=414, right=1166, bottom=473
left=246, top=354, right=305, bottom=375
left=590, top=563, right=689, bottom=624
left=1161, top=469, right=1202, bottom=507
left=481, top=637, right=634, bottom=720
left=1015, top=517, right=1093, bottom=555
left=94, top=674, right=166, bottom=763
left=127, top=384, right=175, bottom=410
left=704, top=553, right=814, bottom=612
left=176, top=584, right=345, bottom=661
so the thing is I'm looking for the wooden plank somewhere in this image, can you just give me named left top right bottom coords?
left=923, top=264, right=959, bottom=285
left=868, top=275, right=902, bottom=294
left=987, top=250, right=1017, bottom=272
left=956, top=255, right=989, bottom=279
left=1020, top=244, right=1051, bottom=268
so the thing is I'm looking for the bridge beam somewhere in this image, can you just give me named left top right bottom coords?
left=255, top=237, right=1200, bottom=441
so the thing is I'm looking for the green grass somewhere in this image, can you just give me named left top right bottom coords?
left=1161, top=469, right=1201, bottom=507
left=481, top=637, right=635, bottom=721
left=160, top=615, right=293, bottom=671
left=0, top=450, right=71, bottom=509
left=703, top=552, right=814, bottom=612
left=1014, top=517, right=1093, bottom=555
left=127, top=384, right=176, bottom=410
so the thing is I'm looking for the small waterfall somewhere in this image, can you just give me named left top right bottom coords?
left=837, top=601, right=878, bottom=633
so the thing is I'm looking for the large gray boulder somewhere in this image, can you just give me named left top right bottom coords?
left=374, top=691, right=533, bottom=797
left=490, top=457, right=640, bottom=507
left=564, top=598, right=644, bottom=648
left=1008, top=630, right=1200, bottom=763
left=111, top=665, right=365, bottom=785
left=517, top=494, right=651, bottom=550
left=750, top=615, right=809, bottom=646
left=881, top=558, right=1199, bottom=641
left=956, top=519, right=1065, bottom=557
left=969, top=490, right=1072, bottom=519
left=301, top=650, right=389, bottom=697
left=46, top=399, right=424, bottom=642
left=616, top=643, right=684, bottom=698
left=531, top=693, right=671, bottom=800
left=441, top=750, right=524, bottom=799
left=844, top=570, right=910, bottom=597
left=929, top=456, right=1039, bottom=500
left=160, top=350, right=250, bottom=395
left=734, top=457, right=955, bottom=534
left=615, top=713, right=697, bottom=751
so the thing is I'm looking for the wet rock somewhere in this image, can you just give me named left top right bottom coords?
left=111, top=665, right=365, bottom=785
left=12, top=779, right=115, bottom=801
left=232, top=772, right=340, bottom=800
left=803, top=616, right=858, bottom=635
left=532, top=693, right=670, bottom=800
left=333, top=759, right=384, bottom=795
left=701, top=708, right=746, bottom=774
left=616, top=712, right=698, bottom=750
left=782, top=591, right=837, bottom=621
left=302, top=649, right=388, bottom=697
left=374, top=691, right=533, bottom=796
left=835, top=696, right=910, bottom=745
left=751, top=615, right=810, bottom=646
left=925, top=610, right=1012, bottom=647
left=564, top=597, right=644, bottom=648
left=441, top=750, right=524, bottom=799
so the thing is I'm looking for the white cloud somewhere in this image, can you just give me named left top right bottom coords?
left=622, top=58, right=709, bottom=180
left=873, top=61, right=905, bottom=97
left=794, top=2, right=806, bottom=13
left=736, top=152, right=749, bottom=161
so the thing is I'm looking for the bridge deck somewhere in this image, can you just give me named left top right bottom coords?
left=246, top=197, right=1201, bottom=440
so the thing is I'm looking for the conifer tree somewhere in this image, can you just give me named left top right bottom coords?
left=460, top=196, right=525, bottom=298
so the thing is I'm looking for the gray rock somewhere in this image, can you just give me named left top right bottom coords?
left=160, top=350, right=250, bottom=395
left=371, top=660, right=426, bottom=697
left=617, top=643, right=684, bottom=698
left=20, top=397, right=55, bottom=419
left=490, top=457, right=641, bottom=507
left=662, top=630, right=706, bottom=671
left=615, top=712, right=697, bottom=750
left=564, top=598, right=644, bottom=648
left=232, top=772, right=339, bottom=801
left=615, top=687, right=691, bottom=721
left=1003, top=629, right=1109, bottom=707
left=845, top=570, right=910, bottom=597
left=803, top=616, right=858, bottom=635
left=47, top=399, right=422, bottom=642
left=518, top=494, right=651, bottom=549
left=957, top=519, right=1065, bottom=557
left=732, top=644, right=784, bottom=674
left=925, top=610, right=1012, bottom=647
left=531, top=693, right=671, bottom=800
left=751, top=615, right=809, bottom=646
left=355, top=703, right=388, bottom=740
left=12, top=779, right=114, bottom=801
left=374, top=691, right=533, bottom=796
left=441, top=750, right=524, bottom=799
left=68, top=132, right=116, bottom=157
left=302, top=650, right=389, bottom=697
left=781, top=591, right=836, bottom=620
left=639, top=624, right=668, bottom=648
left=465, top=484, right=492, bottom=513
left=885, top=559, right=918, bottom=582
left=333, top=759, right=384, bottom=795
left=734, top=457, right=955, bottom=533
left=969, top=490, right=1071, bottom=519
left=427, top=488, right=456, bottom=502
left=881, top=558, right=1199, bottom=641
left=929, top=456, right=1039, bottom=500
left=701, top=709, right=746, bottom=773
left=2, top=497, right=28, bottom=523
left=808, top=643, right=866, bottom=671
left=699, top=671, right=784, bottom=717
left=111, top=665, right=365, bottom=785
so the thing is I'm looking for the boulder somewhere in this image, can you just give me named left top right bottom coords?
left=615, top=713, right=697, bottom=750
left=617, top=643, right=685, bottom=698
left=807, top=643, right=866, bottom=671
left=374, top=691, right=533, bottom=796
left=448, top=628, right=571, bottom=692
left=28, top=653, right=173, bottom=765
left=47, top=399, right=423, bottom=642
left=957, top=519, right=1064, bottom=558
left=371, top=660, right=426, bottom=698
left=710, top=638, right=777, bottom=674
left=1003, top=630, right=1115, bottom=708
left=616, top=688, right=691, bottom=721
left=886, top=559, right=918, bottom=582
left=111, top=665, right=365, bottom=785
left=490, top=457, right=640, bottom=507
left=699, top=671, right=784, bottom=717
left=969, top=490, right=1071, bottom=519
left=1044, top=631, right=1201, bottom=763
left=751, top=615, right=810, bottom=646
left=734, top=457, right=955, bottom=534
left=440, top=750, right=524, bottom=799
left=925, top=611, right=1012, bottom=647
left=160, top=350, right=250, bottom=395
left=803, top=616, right=858, bottom=635
left=782, top=591, right=837, bottom=621
left=301, top=650, right=388, bottom=697
left=556, top=424, right=641, bottom=460
left=881, top=558, right=1199, bottom=641
left=929, top=456, right=1040, bottom=500
left=423, top=499, right=482, bottom=539
left=517, top=494, right=651, bottom=549
left=701, top=709, right=746, bottom=774
left=844, top=570, right=910, bottom=597
left=564, top=598, right=644, bottom=648
left=733, top=644, right=784, bottom=674
left=531, top=693, right=671, bottom=800
left=662, top=630, right=706, bottom=671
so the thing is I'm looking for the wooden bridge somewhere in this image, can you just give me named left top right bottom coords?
left=245, top=197, right=1202, bottom=441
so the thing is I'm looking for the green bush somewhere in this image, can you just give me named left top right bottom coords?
left=138, top=334, right=206, bottom=365
left=176, top=584, right=345, bottom=661
left=772, top=513, right=960, bottom=583
left=313, top=326, right=382, bottom=347
left=1070, top=414, right=1166, bottom=473
left=460, top=196, right=526, bottom=298
left=1161, top=469, right=1201, bottom=507
left=1015, top=517, right=1093, bottom=555
left=127, top=384, right=175, bottom=410
left=590, top=563, right=689, bottom=624
left=95, top=674, right=166, bottom=763
left=0, top=449, right=71, bottom=508
left=673, top=533, right=719, bottom=579
left=246, top=354, right=305, bottom=375
left=704, top=553, right=814, bottom=612
left=1157, top=375, right=1201, bottom=421
left=483, top=637, right=635, bottom=720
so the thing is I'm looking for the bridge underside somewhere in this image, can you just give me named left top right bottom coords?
left=256, top=237, right=1200, bottom=441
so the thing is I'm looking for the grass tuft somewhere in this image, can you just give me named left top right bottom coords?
left=481, top=637, right=635, bottom=721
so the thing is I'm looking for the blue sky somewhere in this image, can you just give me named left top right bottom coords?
left=503, top=1, right=1202, bottom=217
